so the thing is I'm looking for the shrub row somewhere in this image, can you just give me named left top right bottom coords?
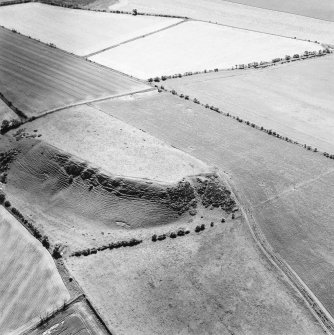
left=149, top=49, right=332, bottom=83
left=157, top=86, right=334, bottom=161
left=152, top=228, right=190, bottom=242
left=71, top=238, right=143, bottom=257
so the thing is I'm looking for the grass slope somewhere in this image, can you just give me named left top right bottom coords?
left=108, top=0, right=334, bottom=44
left=90, top=20, right=320, bottom=79
left=165, top=55, right=334, bottom=153
left=0, top=3, right=181, bottom=55
left=0, top=206, right=69, bottom=334
left=0, top=27, right=148, bottom=117
left=93, top=91, right=334, bottom=316
left=66, top=210, right=324, bottom=335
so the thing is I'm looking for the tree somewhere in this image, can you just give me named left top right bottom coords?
left=132, top=9, right=138, bottom=15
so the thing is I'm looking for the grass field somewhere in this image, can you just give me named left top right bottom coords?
left=93, top=91, right=334, bottom=316
left=0, top=3, right=181, bottom=55
left=90, top=20, right=320, bottom=79
left=109, top=0, right=334, bottom=44
left=66, top=211, right=324, bottom=335
left=0, top=27, right=149, bottom=117
left=225, top=0, right=334, bottom=21
left=19, top=103, right=208, bottom=182
left=165, top=55, right=334, bottom=153
left=0, top=99, right=18, bottom=123
left=0, top=206, right=69, bottom=334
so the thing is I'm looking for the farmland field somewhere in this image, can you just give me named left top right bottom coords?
left=93, top=91, right=334, bottom=316
left=0, top=27, right=149, bottom=117
left=109, top=0, right=334, bottom=44
left=90, top=20, right=321, bottom=79
left=0, top=99, right=18, bottom=123
left=165, top=55, right=334, bottom=153
left=0, top=3, right=182, bottom=55
left=225, top=0, right=334, bottom=21
left=0, top=206, right=69, bottom=334
left=66, top=211, right=324, bottom=335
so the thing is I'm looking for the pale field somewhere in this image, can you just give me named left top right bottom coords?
left=0, top=2, right=181, bottom=55
left=225, top=0, right=334, bottom=21
left=165, top=55, right=334, bottom=153
left=0, top=100, right=18, bottom=124
left=0, top=27, right=148, bottom=117
left=109, top=0, right=334, bottom=44
left=90, top=21, right=320, bottom=79
left=94, top=92, right=334, bottom=316
left=66, top=211, right=324, bottom=335
left=0, top=206, right=69, bottom=335
left=20, top=104, right=208, bottom=182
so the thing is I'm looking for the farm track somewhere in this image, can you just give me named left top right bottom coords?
left=230, top=181, right=334, bottom=334
left=36, top=87, right=156, bottom=119
left=85, top=18, right=188, bottom=57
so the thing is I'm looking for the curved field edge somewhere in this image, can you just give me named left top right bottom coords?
left=0, top=206, right=70, bottom=335
left=92, top=92, right=334, bottom=331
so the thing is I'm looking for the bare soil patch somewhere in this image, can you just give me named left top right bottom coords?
left=90, top=20, right=320, bottom=79
left=0, top=2, right=181, bottom=55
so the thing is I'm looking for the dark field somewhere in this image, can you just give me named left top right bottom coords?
left=94, top=92, right=334, bottom=317
left=0, top=27, right=149, bottom=117
left=225, top=0, right=334, bottom=21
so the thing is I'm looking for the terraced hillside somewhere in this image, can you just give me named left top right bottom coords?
left=0, top=27, right=149, bottom=117
left=0, top=206, right=69, bottom=334
left=93, top=91, right=334, bottom=318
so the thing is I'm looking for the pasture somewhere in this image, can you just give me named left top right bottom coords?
left=90, top=21, right=320, bottom=79
left=165, top=55, right=334, bottom=153
left=19, top=104, right=208, bottom=182
left=0, top=206, right=69, bottom=334
left=0, top=3, right=182, bottom=55
left=109, top=0, right=334, bottom=44
left=0, top=27, right=149, bottom=117
left=94, top=91, right=334, bottom=316
left=66, top=211, right=323, bottom=335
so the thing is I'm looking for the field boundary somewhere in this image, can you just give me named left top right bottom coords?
left=85, top=19, right=188, bottom=57
left=194, top=18, right=323, bottom=43
left=33, top=87, right=155, bottom=120
left=0, top=25, right=149, bottom=86
left=151, top=85, right=334, bottom=161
